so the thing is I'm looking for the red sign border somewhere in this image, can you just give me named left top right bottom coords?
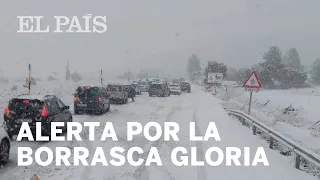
left=243, top=71, right=262, bottom=88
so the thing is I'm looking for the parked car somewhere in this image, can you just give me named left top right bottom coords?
left=149, top=83, right=170, bottom=97
left=180, top=82, right=191, bottom=93
left=74, top=86, right=110, bottom=114
left=168, top=83, right=181, bottom=95
left=138, top=81, right=149, bottom=92
left=0, top=127, right=10, bottom=164
left=3, top=94, right=72, bottom=139
left=106, top=84, right=128, bottom=104
left=131, top=83, right=141, bottom=95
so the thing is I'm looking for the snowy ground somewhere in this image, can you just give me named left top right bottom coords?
left=220, top=87, right=320, bottom=153
left=0, top=81, right=318, bottom=180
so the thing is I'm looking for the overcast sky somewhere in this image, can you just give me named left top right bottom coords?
left=1, top=0, right=320, bottom=78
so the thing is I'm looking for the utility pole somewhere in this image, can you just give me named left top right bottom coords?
left=128, top=69, right=131, bottom=83
left=66, top=60, right=70, bottom=80
left=100, top=69, right=103, bottom=86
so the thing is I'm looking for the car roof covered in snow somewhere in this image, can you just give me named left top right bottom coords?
left=13, top=94, right=52, bottom=101
left=107, top=83, right=123, bottom=86
left=78, top=85, right=100, bottom=88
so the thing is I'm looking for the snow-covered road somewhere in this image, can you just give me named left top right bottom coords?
left=0, top=86, right=317, bottom=180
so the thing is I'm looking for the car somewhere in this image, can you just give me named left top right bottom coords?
left=168, top=83, right=181, bottom=95
left=131, top=83, right=141, bottom=95
left=180, top=82, right=191, bottom=93
left=148, top=83, right=170, bottom=97
left=3, top=94, right=72, bottom=139
left=0, top=127, right=10, bottom=164
left=106, top=84, right=128, bottom=104
left=74, top=86, right=110, bottom=114
left=138, top=81, right=149, bottom=92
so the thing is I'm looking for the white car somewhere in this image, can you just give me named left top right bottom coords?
left=168, top=83, right=181, bottom=95
left=0, top=127, right=10, bottom=164
left=138, top=81, right=149, bottom=92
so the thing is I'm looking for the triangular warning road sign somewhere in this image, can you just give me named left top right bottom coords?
left=30, top=174, right=40, bottom=180
left=243, top=71, right=261, bottom=88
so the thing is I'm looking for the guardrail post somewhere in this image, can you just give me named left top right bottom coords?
left=252, top=126, right=256, bottom=135
left=242, top=117, right=246, bottom=126
left=295, top=153, right=301, bottom=170
left=269, top=137, right=274, bottom=149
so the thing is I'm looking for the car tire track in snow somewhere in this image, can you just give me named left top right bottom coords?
left=192, top=108, right=206, bottom=180
left=124, top=106, right=179, bottom=180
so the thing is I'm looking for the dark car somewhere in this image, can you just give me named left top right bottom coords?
left=74, top=86, right=110, bottom=114
left=3, top=95, right=72, bottom=140
left=180, top=82, right=191, bottom=93
left=148, top=83, right=170, bottom=97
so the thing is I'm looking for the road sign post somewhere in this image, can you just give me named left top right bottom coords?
left=243, top=71, right=261, bottom=115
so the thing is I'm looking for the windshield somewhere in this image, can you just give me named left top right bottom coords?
left=150, top=84, right=162, bottom=89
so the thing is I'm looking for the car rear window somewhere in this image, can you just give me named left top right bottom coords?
left=108, top=85, right=122, bottom=91
left=76, top=87, right=100, bottom=98
left=9, top=99, right=43, bottom=116
left=150, top=84, right=162, bottom=89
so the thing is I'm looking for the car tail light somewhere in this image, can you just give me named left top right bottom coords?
left=4, top=105, right=9, bottom=116
left=98, top=96, right=103, bottom=103
left=74, top=96, right=79, bottom=103
left=41, top=104, right=49, bottom=117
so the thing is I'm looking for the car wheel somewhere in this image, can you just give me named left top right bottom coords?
left=0, top=138, right=10, bottom=164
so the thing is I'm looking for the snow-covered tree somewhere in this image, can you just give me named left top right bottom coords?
left=284, top=48, right=302, bottom=69
left=258, top=46, right=285, bottom=88
left=311, top=58, right=320, bottom=85
left=186, top=54, right=202, bottom=82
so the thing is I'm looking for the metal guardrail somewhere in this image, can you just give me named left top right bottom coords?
left=225, top=108, right=320, bottom=171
